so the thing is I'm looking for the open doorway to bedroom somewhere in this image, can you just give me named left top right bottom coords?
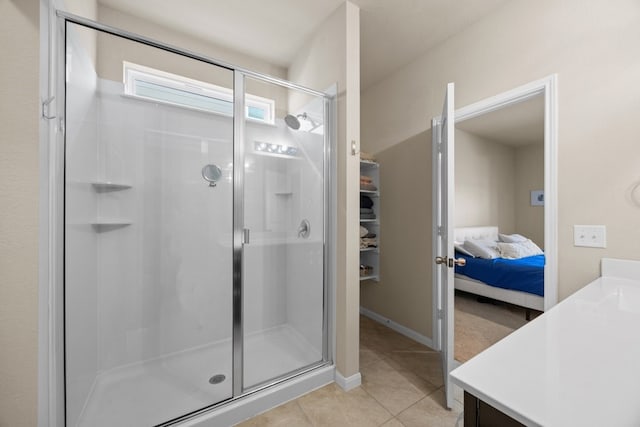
left=453, top=93, right=546, bottom=363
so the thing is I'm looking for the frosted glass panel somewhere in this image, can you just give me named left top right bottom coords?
left=242, top=77, right=325, bottom=389
left=64, top=24, right=234, bottom=426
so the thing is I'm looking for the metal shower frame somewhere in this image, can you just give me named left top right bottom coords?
left=46, top=10, right=336, bottom=426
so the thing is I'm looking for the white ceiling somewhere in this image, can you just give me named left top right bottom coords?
left=98, top=0, right=510, bottom=89
left=456, top=95, right=545, bottom=147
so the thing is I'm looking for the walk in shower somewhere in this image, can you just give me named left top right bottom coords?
left=60, top=14, right=332, bottom=427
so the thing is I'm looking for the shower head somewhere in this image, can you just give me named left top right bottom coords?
left=284, top=112, right=320, bottom=131
left=284, top=114, right=301, bottom=130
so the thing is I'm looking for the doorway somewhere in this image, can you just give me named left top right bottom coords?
left=454, top=94, right=545, bottom=362
left=432, top=76, right=558, bottom=409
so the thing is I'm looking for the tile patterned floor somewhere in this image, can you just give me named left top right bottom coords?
left=236, top=316, right=462, bottom=426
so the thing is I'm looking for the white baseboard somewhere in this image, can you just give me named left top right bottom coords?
left=334, top=370, right=361, bottom=391
left=359, top=307, right=434, bottom=349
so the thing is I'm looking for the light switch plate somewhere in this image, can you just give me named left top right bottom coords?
left=574, top=225, right=606, bottom=248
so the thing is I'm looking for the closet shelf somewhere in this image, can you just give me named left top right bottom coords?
left=91, top=181, right=132, bottom=191
left=360, top=247, right=379, bottom=253
left=360, top=159, right=380, bottom=283
left=360, top=160, right=379, bottom=168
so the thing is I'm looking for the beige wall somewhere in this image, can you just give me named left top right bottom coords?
left=97, top=5, right=287, bottom=80
left=0, top=1, right=40, bottom=425
left=455, top=131, right=544, bottom=246
left=288, top=1, right=361, bottom=379
left=360, top=132, right=432, bottom=337
left=455, top=130, right=516, bottom=233
left=361, top=0, right=640, bottom=339
left=515, top=143, right=544, bottom=247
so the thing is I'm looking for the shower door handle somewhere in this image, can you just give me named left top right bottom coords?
left=243, top=228, right=250, bottom=244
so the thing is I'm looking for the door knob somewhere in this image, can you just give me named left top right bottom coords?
left=435, top=256, right=466, bottom=267
left=448, top=257, right=466, bottom=267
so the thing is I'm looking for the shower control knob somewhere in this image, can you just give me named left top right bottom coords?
left=202, top=164, right=222, bottom=187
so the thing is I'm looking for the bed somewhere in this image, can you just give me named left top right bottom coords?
left=453, top=226, right=545, bottom=312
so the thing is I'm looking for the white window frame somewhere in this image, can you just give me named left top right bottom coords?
left=123, top=61, right=275, bottom=124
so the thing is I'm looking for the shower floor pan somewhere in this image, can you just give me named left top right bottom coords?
left=77, top=324, right=321, bottom=426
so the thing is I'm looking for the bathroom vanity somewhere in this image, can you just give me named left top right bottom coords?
left=451, top=258, right=640, bottom=426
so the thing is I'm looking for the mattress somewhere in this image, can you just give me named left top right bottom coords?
left=454, top=253, right=545, bottom=296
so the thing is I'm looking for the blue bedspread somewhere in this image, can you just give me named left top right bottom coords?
left=454, top=253, right=545, bottom=296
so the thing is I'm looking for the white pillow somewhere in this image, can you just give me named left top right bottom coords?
left=463, top=239, right=500, bottom=259
left=499, top=233, right=527, bottom=243
left=454, top=241, right=475, bottom=257
left=497, top=239, right=544, bottom=259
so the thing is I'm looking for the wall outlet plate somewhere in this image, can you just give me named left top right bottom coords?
left=573, top=225, right=606, bottom=248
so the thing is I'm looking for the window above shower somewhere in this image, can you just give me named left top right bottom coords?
left=123, top=61, right=275, bottom=124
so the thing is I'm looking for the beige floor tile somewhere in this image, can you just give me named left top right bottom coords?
left=381, top=418, right=406, bottom=427
left=360, top=344, right=386, bottom=368
left=297, top=383, right=392, bottom=426
left=241, top=316, right=461, bottom=426
left=360, top=319, right=419, bottom=357
left=396, top=389, right=462, bottom=427
left=386, top=348, right=443, bottom=388
left=361, top=358, right=426, bottom=415
left=234, top=400, right=312, bottom=427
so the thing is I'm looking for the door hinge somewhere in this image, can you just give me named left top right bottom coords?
left=437, top=226, right=444, bottom=236
left=437, top=309, right=443, bottom=320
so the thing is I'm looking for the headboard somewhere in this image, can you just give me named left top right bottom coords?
left=454, top=226, right=499, bottom=242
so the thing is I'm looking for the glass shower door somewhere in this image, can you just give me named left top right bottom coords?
left=241, top=76, right=327, bottom=390
left=64, top=23, right=234, bottom=426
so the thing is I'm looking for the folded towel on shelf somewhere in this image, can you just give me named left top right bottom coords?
left=360, top=264, right=374, bottom=276
left=360, top=208, right=374, bottom=214
left=360, top=151, right=376, bottom=162
left=360, top=183, right=378, bottom=191
left=360, top=195, right=374, bottom=208
left=360, top=175, right=373, bottom=184
left=360, top=213, right=376, bottom=220
left=360, top=225, right=369, bottom=237
left=360, top=237, right=378, bottom=249
left=364, top=232, right=376, bottom=238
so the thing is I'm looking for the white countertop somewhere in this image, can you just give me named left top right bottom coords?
left=450, top=258, right=640, bottom=427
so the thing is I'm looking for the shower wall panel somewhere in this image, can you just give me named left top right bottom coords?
left=94, top=79, right=234, bottom=371
left=64, top=32, right=100, bottom=427
left=285, top=130, right=325, bottom=355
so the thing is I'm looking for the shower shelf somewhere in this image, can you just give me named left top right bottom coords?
left=360, top=247, right=378, bottom=253
left=91, top=181, right=132, bottom=191
left=91, top=219, right=132, bottom=230
left=360, top=190, right=379, bottom=196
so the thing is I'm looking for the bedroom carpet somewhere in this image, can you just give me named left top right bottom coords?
left=454, top=290, right=541, bottom=363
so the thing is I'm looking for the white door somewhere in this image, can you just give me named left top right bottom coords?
left=432, top=82, right=462, bottom=409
